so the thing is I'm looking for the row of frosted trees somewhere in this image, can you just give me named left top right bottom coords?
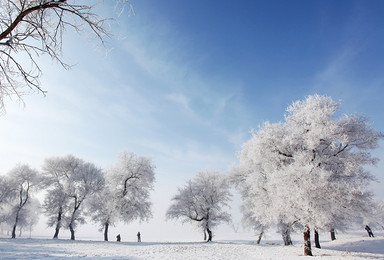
left=0, top=151, right=155, bottom=241
left=166, top=95, right=384, bottom=256
left=1, top=95, right=383, bottom=256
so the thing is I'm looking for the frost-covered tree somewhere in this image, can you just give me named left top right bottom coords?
left=1, top=197, right=40, bottom=238
left=42, top=155, right=80, bottom=239
left=88, top=186, right=117, bottom=241
left=233, top=95, right=383, bottom=256
left=88, top=151, right=155, bottom=241
left=42, top=155, right=105, bottom=240
left=166, top=171, right=232, bottom=242
left=230, top=165, right=272, bottom=244
left=0, top=0, right=132, bottom=114
left=43, top=187, right=68, bottom=239
left=13, top=198, right=40, bottom=237
left=66, top=161, right=105, bottom=240
left=4, top=164, right=40, bottom=239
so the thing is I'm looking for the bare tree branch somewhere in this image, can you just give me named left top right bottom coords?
left=0, top=0, right=132, bottom=114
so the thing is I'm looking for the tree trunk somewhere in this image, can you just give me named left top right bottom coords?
left=11, top=210, right=20, bottom=239
left=206, top=228, right=212, bottom=242
left=53, top=224, right=61, bottom=239
left=69, top=223, right=75, bottom=240
left=256, top=230, right=264, bottom=244
left=68, top=198, right=81, bottom=241
left=278, top=222, right=293, bottom=245
left=330, top=228, right=336, bottom=241
left=11, top=224, right=17, bottom=239
left=53, top=210, right=62, bottom=239
left=104, top=222, right=109, bottom=241
left=282, top=228, right=293, bottom=245
left=314, top=229, right=321, bottom=248
left=303, top=225, right=312, bottom=256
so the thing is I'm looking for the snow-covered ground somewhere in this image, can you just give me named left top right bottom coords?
left=0, top=232, right=383, bottom=259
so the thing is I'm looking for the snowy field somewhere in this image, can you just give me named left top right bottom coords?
left=0, top=232, right=383, bottom=259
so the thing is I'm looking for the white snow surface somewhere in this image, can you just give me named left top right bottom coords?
left=0, top=233, right=383, bottom=259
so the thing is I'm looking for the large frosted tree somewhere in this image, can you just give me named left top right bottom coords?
left=66, top=161, right=105, bottom=240
left=232, top=95, right=382, bottom=256
left=42, top=155, right=105, bottom=240
left=4, top=164, right=40, bottom=239
left=88, top=151, right=155, bottom=241
left=166, top=171, right=232, bottom=242
left=42, top=155, right=80, bottom=239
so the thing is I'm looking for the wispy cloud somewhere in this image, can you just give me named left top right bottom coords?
left=165, top=92, right=195, bottom=116
left=313, top=47, right=358, bottom=92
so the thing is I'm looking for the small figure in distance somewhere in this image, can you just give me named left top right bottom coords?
left=137, top=231, right=141, bottom=242
left=365, top=225, right=374, bottom=237
left=116, top=234, right=121, bottom=242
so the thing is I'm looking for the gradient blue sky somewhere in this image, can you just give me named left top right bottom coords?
left=1, top=0, right=384, bottom=240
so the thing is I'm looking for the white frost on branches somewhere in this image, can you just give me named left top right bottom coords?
left=41, top=155, right=105, bottom=240
left=166, top=171, right=232, bottom=241
left=88, top=151, right=155, bottom=241
left=231, top=94, right=383, bottom=255
left=2, top=164, right=40, bottom=239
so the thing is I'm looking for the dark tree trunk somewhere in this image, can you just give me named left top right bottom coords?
left=11, top=224, right=17, bottom=239
left=206, top=228, right=212, bottom=242
left=11, top=210, right=20, bottom=239
left=330, top=228, right=336, bottom=241
left=68, top=197, right=81, bottom=241
left=53, top=210, right=62, bottom=239
left=303, top=225, right=312, bottom=256
left=104, top=222, right=109, bottom=241
left=256, top=230, right=264, bottom=244
left=53, top=224, right=60, bottom=239
left=69, top=223, right=75, bottom=240
left=314, top=229, right=321, bottom=248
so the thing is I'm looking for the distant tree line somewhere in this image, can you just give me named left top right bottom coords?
left=0, top=151, right=155, bottom=241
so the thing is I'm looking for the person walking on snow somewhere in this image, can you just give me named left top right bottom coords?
left=137, top=232, right=141, bottom=242
left=365, top=225, right=374, bottom=237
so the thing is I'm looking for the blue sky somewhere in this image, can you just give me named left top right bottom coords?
left=1, top=0, right=384, bottom=240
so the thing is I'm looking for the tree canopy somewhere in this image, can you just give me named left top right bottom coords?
left=231, top=94, right=383, bottom=255
left=166, top=170, right=232, bottom=242
left=88, top=151, right=156, bottom=241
